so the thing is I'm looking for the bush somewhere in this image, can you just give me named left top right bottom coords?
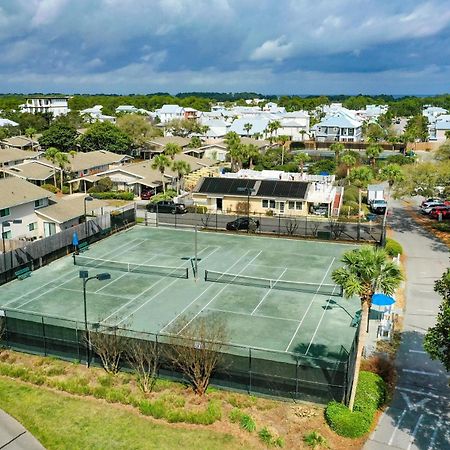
left=90, top=191, right=134, bottom=200
left=361, top=355, right=396, bottom=401
left=343, top=185, right=359, bottom=203
left=385, top=238, right=403, bottom=257
left=303, top=431, right=328, bottom=449
left=42, top=183, right=59, bottom=193
left=186, top=205, right=208, bottom=214
left=325, top=371, right=386, bottom=438
left=88, top=177, right=114, bottom=193
left=61, top=186, right=70, bottom=195
left=229, top=408, right=256, bottom=432
left=149, top=190, right=177, bottom=203
left=258, top=427, right=284, bottom=447
left=432, top=222, right=450, bottom=232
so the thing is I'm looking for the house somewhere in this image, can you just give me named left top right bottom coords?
left=185, top=143, right=228, bottom=161
left=80, top=105, right=116, bottom=123
left=434, top=115, right=450, bottom=142
left=140, top=137, right=191, bottom=159
left=0, top=118, right=19, bottom=127
left=229, top=118, right=270, bottom=138
left=314, top=112, right=363, bottom=142
left=35, top=196, right=106, bottom=237
left=192, top=175, right=336, bottom=217
left=277, top=111, right=310, bottom=141
left=21, top=96, right=70, bottom=116
left=197, top=118, right=230, bottom=140
left=0, top=148, right=40, bottom=169
left=184, top=108, right=199, bottom=120
left=156, top=105, right=185, bottom=124
left=0, top=177, right=53, bottom=242
left=115, top=105, right=152, bottom=116
left=2, top=160, right=55, bottom=186
left=1, top=135, right=39, bottom=151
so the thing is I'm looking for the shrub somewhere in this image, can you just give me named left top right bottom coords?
left=258, top=427, right=284, bottom=447
left=303, top=431, right=328, bottom=449
left=61, top=186, right=70, bottom=194
left=229, top=408, right=256, bottom=432
left=265, top=209, right=274, bottom=216
left=149, top=190, right=176, bottom=203
left=385, top=238, right=403, bottom=257
left=90, top=191, right=134, bottom=200
left=325, top=371, right=386, bottom=438
left=343, top=185, right=359, bottom=203
left=361, top=355, right=396, bottom=401
left=88, top=177, right=113, bottom=193
left=186, top=205, right=208, bottom=214
left=432, top=222, right=450, bottom=232
left=42, top=183, right=59, bottom=193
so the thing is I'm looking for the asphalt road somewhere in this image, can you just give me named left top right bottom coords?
left=365, top=199, right=450, bottom=450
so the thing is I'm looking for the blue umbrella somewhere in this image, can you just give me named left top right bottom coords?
left=372, top=293, right=395, bottom=306
left=72, top=232, right=79, bottom=247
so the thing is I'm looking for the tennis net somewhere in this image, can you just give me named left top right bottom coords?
left=204, top=270, right=342, bottom=296
left=73, top=255, right=189, bottom=279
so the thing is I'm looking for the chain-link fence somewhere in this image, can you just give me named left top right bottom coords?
left=0, top=308, right=357, bottom=405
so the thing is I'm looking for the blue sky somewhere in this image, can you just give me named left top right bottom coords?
left=1, top=0, right=450, bottom=95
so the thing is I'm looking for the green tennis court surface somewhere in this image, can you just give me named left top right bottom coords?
left=0, top=227, right=360, bottom=362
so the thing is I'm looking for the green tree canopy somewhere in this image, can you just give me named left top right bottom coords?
left=164, top=142, right=182, bottom=160
left=78, top=122, right=132, bottom=153
left=365, top=143, right=383, bottom=166
left=348, top=166, right=374, bottom=188
left=379, top=163, right=405, bottom=188
left=39, top=123, right=78, bottom=152
left=116, top=114, right=160, bottom=146
left=151, top=154, right=172, bottom=192
left=424, top=268, right=450, bottom=371
left=165, top=118, right=203, bottom=137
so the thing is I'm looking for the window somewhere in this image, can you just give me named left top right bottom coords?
left=28, top=222, right=37, bottom=231
left=0, top=208, right=10, bottom=217
left=34, top=199, right=45, bottom=208
left=288, top=201, right=295, bottom=210
left=296, top=201, right=303, bottom=210
left=261, top=199, right=275, bottom=209
left=44, top=222, right=56, bottom=237
left=2, top=230, right=12, bottom=239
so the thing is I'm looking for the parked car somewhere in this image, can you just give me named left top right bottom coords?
left=141, top=189, right=155, bottom=200
left=310, top=205, right=328, bottom=216
left=370, top=199, right=388, bottom=214
left=421, top=197, right=442, bottom=207
left=146, top=201, right=187, bottom=214
left=420, top=202, right=446, bottom=215
left=226, top=217, right=259, bottom=231
left=429, top=206, right=450, bottom=220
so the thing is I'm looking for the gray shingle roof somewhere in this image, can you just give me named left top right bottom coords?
left=0, top=177, right=51, bottom=210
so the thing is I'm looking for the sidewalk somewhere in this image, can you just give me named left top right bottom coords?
left=0, top=409, right=45, bottom=449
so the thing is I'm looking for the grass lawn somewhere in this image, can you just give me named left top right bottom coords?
left=0, top=377, right=245, bottom=450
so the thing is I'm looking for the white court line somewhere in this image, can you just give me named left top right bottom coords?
left=57, top=287, right=129, bottom=299
left=110, top=246, right=222, bottom=325
left=428, top=418, right=442, bottom=450
left=94, top=253, right=160, bottom=293
left=251, top=268, right=287, bottom=315
left=388, top=409, right=407, bottom=446
left=207, top=306, right=300, bottom=323
left=15, top=238, right=146, bottom=310
left=397, top=387, right=442, bottom=399
left=106, top=246, right=217, bottom=325
left=407, top=414, right=424, bottom=450
left=158, top=250, right=252, bottom=333
left=403, top=369, right=440, bottom=376
left=4, top=237, right=142, bottom=308
left=176, top=251, right=263, bottom=335
left=284, top=257, right=336, bottom=352
left=409, top=349, right=427, bottom=354
left=303, top=284, right=339, bottom=356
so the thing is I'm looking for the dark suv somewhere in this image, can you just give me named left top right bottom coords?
left=146, top=201, right=187, bottom=214
left=226, top=217, right=259, bottom=231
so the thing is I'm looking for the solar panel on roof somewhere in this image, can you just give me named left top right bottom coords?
left=257, top=180, right=308, bottom=199
left=198, top=177, right=257, bottom=195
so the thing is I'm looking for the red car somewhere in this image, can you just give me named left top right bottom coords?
left=141, top=190, right=155, bottom=200
left=429, top=206, right=450, bottom=220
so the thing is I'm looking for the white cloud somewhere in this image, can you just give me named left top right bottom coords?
left=31, top=0, right=68, bottom=27
left=250, top=36, right=293, bottom=62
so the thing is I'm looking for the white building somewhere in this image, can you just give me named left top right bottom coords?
left=0, top=177, right=52, bottom=243
left=21, top=96, right=70, bottom=116
left=277, top=111, right=310, bottom=141
left=423, top=106, right=449, bottom=141
left=80, top=105, right=116, bottom=123
left=314, top=112, right=363, bottom=142
left=156, top=105, right=185, bottom=123
left=434, top=115, right=450, bottom=142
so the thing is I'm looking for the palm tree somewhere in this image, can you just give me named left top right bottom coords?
left=348, top=166, right=373, bottom=188
left=172, top=160, right=191, bottom=194
left=341, top=153, right=357, bottom=178
left=224, top=132, right=242, bottom=172
left=55, top=152, right=70, bottom=191
left=44, top=147, right=60, bottom=187
left=243, top=123, right=253, bottom=137
left=380, top=163, right=405, bottom=198
left=330, top=142, right=345, bottom=163
left=294, top=152, right=311, bottom=176
left=267, top=120, right=281, bottom=143
left=25, top=127, right=37, bottom=151
left=332, top=246, right=402, bottom=411
left=151, top=154, right=171, bottom=193
left=366, top=143, right=382, bottom=167
left=276, top=135, right=290, bottom=165
left=164, top=142, right=182, bottom=160
left=244, top=144, right=260, bottom=169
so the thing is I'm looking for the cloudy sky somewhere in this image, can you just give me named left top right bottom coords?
left=1, top=0, right=450, bottom=95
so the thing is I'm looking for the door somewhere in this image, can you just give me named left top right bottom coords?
left=216, top=198, right=223, bottom=211
left=278, top=201, right=285, bottom=214
left=44, top=222, right=56, bottom=237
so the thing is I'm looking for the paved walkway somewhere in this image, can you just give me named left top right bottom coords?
left=365, top=200, right=450, bottom=450
left=0, top=409, right=45, bottom=449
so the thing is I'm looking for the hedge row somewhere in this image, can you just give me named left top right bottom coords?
left=325, top=371, right=386, bottom=438
left=90, top=191, right=134, bottom=200
left=385, top=238, right=403, bottom=257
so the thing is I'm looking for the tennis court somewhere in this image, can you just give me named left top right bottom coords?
left=0, top=226, right=360, bottom=362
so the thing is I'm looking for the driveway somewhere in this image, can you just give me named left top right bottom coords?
left=365, top=200, right=449, bottom=450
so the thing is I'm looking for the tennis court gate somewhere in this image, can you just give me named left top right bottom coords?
left=0, top=309, right=357, bottom=405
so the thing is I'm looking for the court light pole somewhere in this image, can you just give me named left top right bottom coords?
left=84, top=195, right=94, bottom=237
left=237, top=187, right=255, bottom=232
left=79, top=270, right=111, bottom=367
left=2, top=219, right=22, bottom=280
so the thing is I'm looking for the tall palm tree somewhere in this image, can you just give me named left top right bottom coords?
left=380, top=163, right=405, bottom=198
left=348, top=166, right=373, bottom=188
left=276, top=135, right=290, bottom=165
left=224, top=132, right=242, bottom=172
left=172, top=160, right=191, bottom=194
left=44, top=147, right=60, bottom=187
left=294, top=152, right=310, bottom=176
left=366, top=143, right=382, bottom=167
left=341, top=152, right=357, bottom=178
left=164, top=142, right=182, bottom=160
left=330, top=142, right=345, bottom=163
left=243, top=123, right=253, bottom=137
left=55, top=152, right=70, bottom=191
left=267, top=120, right=281, bottom=143
left=244, top=144, right=260, bottom=169
left=151, top=154, right=171, bottom=193
left=332, top=246, right=403, bottom=411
